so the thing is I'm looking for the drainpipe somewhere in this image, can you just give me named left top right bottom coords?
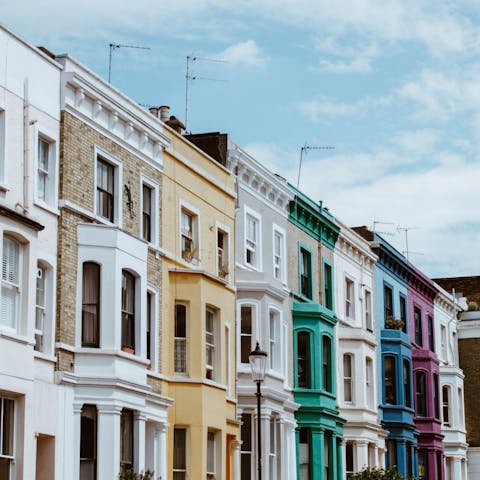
left=22, top=78, right=30, bottom=213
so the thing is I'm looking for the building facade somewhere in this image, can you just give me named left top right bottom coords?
left=54, top=54, right=172, bottom=479
left=354, top=227, right=418, bottom=478
left=288, top=187, right=344, bottom=480
left=0, top=26, right=61, bottom=479
left=333, top=222, right=387, bottom=477
left=434, top=284, right=468, bottom=479
left=224, top=140, right=298, bottom=480
left=158, top=125, right=239, bottom=480
left=408, top=266, right=444, bottom=480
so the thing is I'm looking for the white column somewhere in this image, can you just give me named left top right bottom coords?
left=71, top=403, right=82, bottom=480
left=134, top=412, right=147, bottom=472
left=286, top=421, right=297, bottom=480
left=452, top=456, right=463, bottom=480
left=260, top=412, right=270, bottom=480
left=357, top=440, right=368, bottom=470
left=231, top=439, right=242, bottom=480
left=154, top=423, right=168, bottom=480
left=277, top=417, right=285, bottom=480
left=97, top=405, right=122, bottom=479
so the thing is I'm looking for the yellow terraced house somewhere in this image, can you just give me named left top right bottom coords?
left=157, top=111, right=240, bottom=480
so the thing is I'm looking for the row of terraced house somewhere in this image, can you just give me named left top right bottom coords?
left=1, top=23, right=479, bottom=480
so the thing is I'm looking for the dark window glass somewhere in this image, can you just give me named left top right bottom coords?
left=442, top=385, right=450, bottom=426
left=82, top=262, right=100, bottom=347
left=322, top=336, right=332, bottom=392
left=142, top=184, right=152, bottom=242
left=386, top=440, right=397, bottom=469
left=174, top=304, right=187, bottom=373
left=399, top=295, right=407, bottom=332
left=299, top=428, right=311, bottom=480
left=403, top=359, right=411, bottom=408
left=297, top=332, right=310, bottom=388
left=418, top=449, right=428, bottom=480
left=300, top=248, right=312, bottom=299
left=384, top=285, right=393, bottom=322
left=414, top=307, right=423, bottom=346
left=416, top=371, right=427, bottom=416
left=428, top=315, right=435, bottom=351
left=80, top=405, right=97, bottom=480
left=173, top=428, right=186, bottom=480
left=433, top=373, right=440, bottom=419
left=121, top=271, right=135, bottom=352
left=240, top=414, right=252, bottom=480
left=324, top=263, right=333, bottom=309
left=240, top=306, right=252, bottom=363
left=96, top=159, right=114, bottom=221
left=385, top=356, right=397, bottom=404
left=146, top=292, right=152, bottom=361
left=120, top=409, right=134, bottom=472
left=406, top=442, right=412, bottom=478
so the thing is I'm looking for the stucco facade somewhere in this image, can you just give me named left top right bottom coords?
left=434, top=285, right=468, bottom=480
left=354, top=227, right=418, bottom=478
left=0, top=26, right=61, bottom=479
left=159, top=125, right=239, bottom=480
left=408, top=266, right=444, bottom=480
left=222, top=140, right=298, bottom=480
left=333, top=222, right=388, bottom=478
left=288, top=187, right=344, bottom=480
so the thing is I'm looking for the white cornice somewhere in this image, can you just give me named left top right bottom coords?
left=58, top=56, right=170, bottom=169
left=226, top=143, right=293, bottom=215
left=336, top=223, right=377, bottom=270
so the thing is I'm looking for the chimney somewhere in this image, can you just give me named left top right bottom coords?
left=159, top=106, right=170, bottom=123
left=149, top=107, right=159, bottom=118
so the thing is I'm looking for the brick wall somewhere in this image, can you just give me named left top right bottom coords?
left=459, top=337, right=480, bottom=446
left=56, top=111, right=163, bottom=382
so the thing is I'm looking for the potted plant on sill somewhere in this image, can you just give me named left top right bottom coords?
left=182, top=246, right=197, bottom=262
left=385, top=315, right=405, bottom=331
left=218, top=264, right=229, bottom=279
left=121, top=345, right=135, bottom=355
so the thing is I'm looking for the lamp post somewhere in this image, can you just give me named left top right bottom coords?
left=249, top=342, right=268, bottom=480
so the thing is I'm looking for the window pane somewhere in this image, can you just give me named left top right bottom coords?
left=120, top=410, right=133, bottom=470
left=121, top=271, right=135, bottom=351
left=416, top=372, right=426, bottom=416
left=1, top=398, right=14, bottom=456
left=173, top=428, right=186, bottom=470
left=403, top=360, right=411, bottom=408
left=240, top=306, right=252, bottom=363
left=385, top=356, right=397, bottom=404
left=175, top=304, right=187, bottom=373
left=82, top=263, right=100, bottom=347
left=322, top=336, right=332, bottom=392
left=1, top=237, right=20, bottom=328
left=297, top=332, right=310, bottom=388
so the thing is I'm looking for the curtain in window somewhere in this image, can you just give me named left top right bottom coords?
left=82, top=263, right=100, bottom=347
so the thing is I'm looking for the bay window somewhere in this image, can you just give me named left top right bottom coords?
left=384, top=356, right=397, bottom=404
left=343, top=354, right=353, bottom=403
left=416, top=371, right=427, bottom=416
left=82, top=262, right=100, bottom=347
left=174, top=303, right=187, bottom=374
left=240, top=305, right=253, bottom=364
left=297, top=331, right=311, bottom=388
left=121, top=270, right=135, bottom=352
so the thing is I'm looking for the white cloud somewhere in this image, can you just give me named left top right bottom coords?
left=217, top=40, right=267, bottom=67
left=296, top=97, right=368, bottom=121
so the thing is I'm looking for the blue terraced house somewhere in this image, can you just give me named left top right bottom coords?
left=354, top=227, right=418, bottom=478
left=288, top=186, right=345, bottom=480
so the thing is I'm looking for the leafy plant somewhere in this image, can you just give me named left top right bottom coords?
left=468, top=301, right=479, bottom=311
left=385, top=315, right=405, bottom=330
left=350, top=466, right=415, bottom=479
left=118, top=469, right=156, bottom=480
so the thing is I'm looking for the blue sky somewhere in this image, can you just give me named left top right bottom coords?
left=4, top=1, right=480, bottom=277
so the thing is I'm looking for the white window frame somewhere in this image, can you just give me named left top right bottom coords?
left=366, top=357, right=374, bottom=409
left=146, top=286, right=158, bottom=371
left=365, top=289, right=373, bottom=332
left=244, top=206, right=262, bottom=270
left=343, top=353, right=354, bottom=403
left=34, top=127, right=58, bottom=209
left=174, top=302, right=188, bottom=375
left=225, top=324, right=232, bottom=396
left=345, top=277, right=355, bottom=320
left=207, top=430, right=218, bottom=480
left=0, top=107, right=6, bottom=187
left=140, top=176, right=159, bottom=247
left=94, top=146, right=122, bottom=226
left=238, top=301, right=258, bottom=367
left=345, top=441, right=355, bottom=478
left=272, top=225, right=286, bottom=283
left=1, top=234, right=23, bottom=332
left=440, top=325, right=447, bottom=363
left=458, top=387, right=464, bottom=428
left=442, top=384, right=452, bottom=427
left=205, top=306, right=219, bottom=380
left=215, top=222, right=230, bottom=280
left=179, top=200, right=200, bottom=264
left=241, top=413, right=254, bottom=479
left=268, top=308, right=282, bottom=374
left=269, top=416, right=279, bottom=480
left=34, top=261, right=54, bottom=355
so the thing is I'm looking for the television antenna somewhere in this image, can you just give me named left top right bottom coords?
left=397, top=226, right=421, bottom=261
left=372, top=221, right=396, bottom=236
left=108, top=43, right=151, bottom=83
left=296, top=143, right=335, bottom=189
left=185, top=55, right=227, bottom=131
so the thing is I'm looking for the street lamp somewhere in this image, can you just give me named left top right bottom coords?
left=249, top=342, right=268, bottom=480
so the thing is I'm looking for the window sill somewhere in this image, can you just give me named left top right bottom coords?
left=34, top=351, right=57, bottom=363
left=0, top=183, right=9, bottom=192
left=0, top=328, right=35, bottom=346
left=33, top=200, right=60, bottom=216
